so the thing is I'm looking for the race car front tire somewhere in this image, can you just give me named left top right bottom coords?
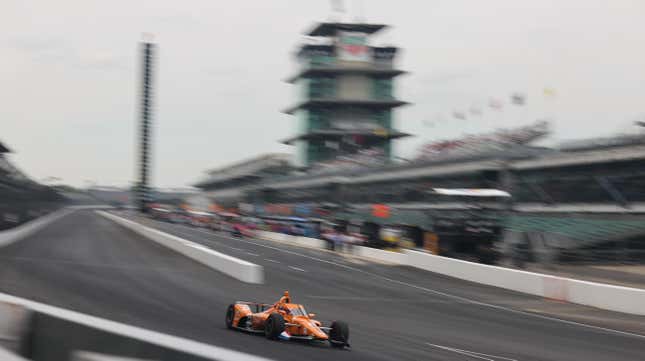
left=264, top=313, right=285, bottom=339
left=225, top=304, right=235, bottom=329
left=329, top=321, right=349, bottom=348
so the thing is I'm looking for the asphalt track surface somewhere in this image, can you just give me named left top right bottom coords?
left=1, top=210, right=645, bottom=361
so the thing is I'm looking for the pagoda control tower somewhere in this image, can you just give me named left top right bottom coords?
left=283, top=22, right=410, bottom=168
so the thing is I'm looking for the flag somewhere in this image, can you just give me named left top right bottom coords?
left=543, top=88, right=556, bottom=98
left=469, top=107, right=482, bottom=116
left=511, top=93, right=525, bottom=105
left=489, top=98, right=503, bottom=110
left=453, top=111, right=466, bottom=120
left=372, top=204, right=390, bottom=218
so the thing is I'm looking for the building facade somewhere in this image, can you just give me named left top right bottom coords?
left=283, top=23, right=409, bottom=168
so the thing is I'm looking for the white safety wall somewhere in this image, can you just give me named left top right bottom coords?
left=254, top=231, right=645, bottom=315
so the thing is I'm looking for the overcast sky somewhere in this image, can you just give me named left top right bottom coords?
left=2, top=0, right=644, bottom=187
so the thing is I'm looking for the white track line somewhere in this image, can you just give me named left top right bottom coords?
left=426, top=343, right=518, bottom=361
left=264, top=259, right=281, bottom=264
left=157, top=221, right=645, bottom=340
left=288, top=266, right=307, bottom=272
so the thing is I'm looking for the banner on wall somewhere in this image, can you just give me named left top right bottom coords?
left=264, top=204, right=293, bottom=216
left=331, top=119, right=382, bottom=131
left=337, top=31, right=370, bottom=62
left=372, top=204, right=390, bottom=218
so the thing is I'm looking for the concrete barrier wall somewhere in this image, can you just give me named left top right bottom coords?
left=67, top=205, right=114, bottom=210
left=0, top=301, right=32, bottom=353
left=566, top=279, right=645, bottom=315
left=294, top=236, right=326, bottom=249
left=97, top=212, right=263, bottom=284
left=405, top=250, right=545, bottom=296
left=254, top=231, right=326, bottom=249
left=404, top=249, right=645, bottom=315
left=353, top=246, right=406, bottom=265
left=255, top=231, right=290, bottom=244
left=0, top=208, right=73, bottom=248
left=0, top=205, right=114, bottom=248
left=251, top=230, right=645, bottom=315
left=0, top=291, right=273, bottom=361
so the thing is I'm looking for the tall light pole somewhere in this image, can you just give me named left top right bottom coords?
left=137, top=36, right=156, bottom=212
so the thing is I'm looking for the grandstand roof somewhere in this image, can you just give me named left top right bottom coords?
left=305, top=22, right=388, bottom=37
left=280, top=129, right=411, bottom=145
left=286, top=65, right=406, bottom=83
left=205, top=153, right=291, bottom=175
left=257, top=159, right=501, bottom=190
left=514, top=202, right=645, bottom=214
left=558, top=134, right=645, bottom=152
left=512, top=144, right=645, bottom=170
left=283, top=98, right=409, bottom=115
left=195, top=153, right=293, bottom=189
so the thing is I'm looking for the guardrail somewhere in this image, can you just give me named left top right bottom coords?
left=97, top=211, right=263, bottom=284
left=253, top=230, right=645, bottom=315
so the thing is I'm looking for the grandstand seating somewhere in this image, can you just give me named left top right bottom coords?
left=607, top=174, right=645, bottom=202
left=0, top=143, right=63, bottom=230
left=512, top=160, right=645, bottom=203
left=416, top=121, right=549, bottom=161
left=504, top=215, right=645, bottom=247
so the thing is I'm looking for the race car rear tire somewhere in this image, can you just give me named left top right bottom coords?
left=329, top=321, right=349, bottom=348
left=264, top=313, right=285, bottom=339
left=225, top=304, right=235, bottom=329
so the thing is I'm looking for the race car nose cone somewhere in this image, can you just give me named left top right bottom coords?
left=305, top=323, right=328, bottom=339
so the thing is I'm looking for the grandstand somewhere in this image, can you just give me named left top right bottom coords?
left=415, top=120, right=550, bottom=162
left=0, top=141, right=63, bottom=230
left=195, top=153, right=293, bottom=189
left=193, top=124, right=645, bottom=263
left=505, top=215, right=645, bottom=247
left=194, top=153, right=295, bottom=207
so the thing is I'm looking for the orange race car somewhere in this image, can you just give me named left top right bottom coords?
left=225, top=291, right=350, bottom=348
